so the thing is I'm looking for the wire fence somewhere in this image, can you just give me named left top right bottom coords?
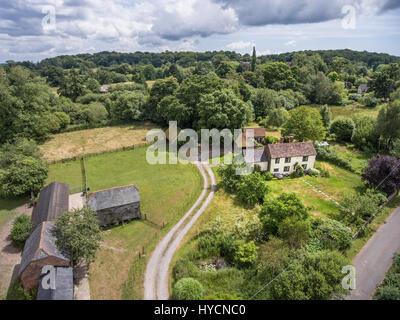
left=46, top=142, right=153, bottom=165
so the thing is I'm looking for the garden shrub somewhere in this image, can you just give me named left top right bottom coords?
left=203, top=292, right=243, bottom=300
left=172, top=278, right=205, bottom=300
left=233, top=240, right=258, bottom=268
left=11, top=214, right=32, bottom=248
left=264, top=135, right=280, bottom=145
left=312, top=218, right=352, bottom=251
left=307, top=168, right=320, bottom=176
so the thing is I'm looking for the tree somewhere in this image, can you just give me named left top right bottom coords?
left=319, top=105, right=332, bottom=129
left=57, top=70, right=86, bottom=102
left=53, top=112, right=70, bottom=129
left=0, top=156, right=48, bottom=197
left=84, top=102, right=109, bottom=123
left=197, top=89, right=251, bottom=131
left=278, top=216, right=311, bottom=249
left=86, top=78, right=100, bottom=93
left=216, top=61, right=234, bottom=78
left=110, top=91, right=144, bottom=121
left=236, top=172, right=270, bottom=207
left=217, top=163, right=244, bottom=194
left=377, top=100, right=400, bottom=148
left=172, top=278, right=205, bottom=300
left=362, top=155, right=400, bottom=195
left=11, top=215, right=32, bottom=248
left=330, top=117, right=355, bottom=142
left=233, top=240, right=258, bottom=267
left=312, top=218, right=352, bottom=251
left=269, top=250, right=349, bottom=300
left=54, top=206, right=102, bottom=266
left=251, top=46, right=256, bottom=72
left=145, top=77, right=179, bottom=122
left=339, top=189, right=387, bottom=228
left=266, top=108, right=289, bottom=128
left=250, top=88, right=278, bottom=118
left=282, top=106, right=325, bottom=142
left=391, top=139, right=400, bottom=159
left=259, top=193, right=310, bottom=236
left=261, top=62, right=297, bottom=90
left=370, top=63, right=400, bottom=99
left=351, top=115, right=379, bottom=151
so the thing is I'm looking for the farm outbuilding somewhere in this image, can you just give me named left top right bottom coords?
left=18, top=221, right=70, bottom=290
left=37, top=266, right=74, bottom=300
left=87, top=185, right=142, bottom=227
left=31, top=182, right=69, bottom=229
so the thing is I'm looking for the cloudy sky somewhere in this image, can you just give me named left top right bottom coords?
left=1, top=0, right=399, bottom=63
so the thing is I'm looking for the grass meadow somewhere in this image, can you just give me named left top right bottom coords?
left=46, top=146, right=203, bottom=299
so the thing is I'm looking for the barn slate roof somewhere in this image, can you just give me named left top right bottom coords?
left=266, top=142, right=317, bottom=159
left=18, top=222, right=70, bottom=277
left=243, top=148, right=268, bottom=163
left=37, top=267, right=74, bottom=300
left=32, top=182, right=69, bottom=228
left=87, top=185, right=140, bottom=211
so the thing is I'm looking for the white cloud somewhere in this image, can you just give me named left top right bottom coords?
left=285, top=40, right=296, bottom=46
left=226, top=41, right=252, bottom=50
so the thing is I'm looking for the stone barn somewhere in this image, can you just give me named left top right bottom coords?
left=32, top=182, right=69, bottom=229
left=87, top=185, right=142, bottom=227
left=18, top=221, right=70, bottom=290
left=37, top=266, right=74, bottom=300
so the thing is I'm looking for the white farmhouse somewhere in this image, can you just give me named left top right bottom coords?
left=243, top=142, right=317, bottom=174
left=266, top=142, right=317, bottom=174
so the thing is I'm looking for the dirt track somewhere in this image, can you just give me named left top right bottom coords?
left=144, top=162, right=216, bottom=300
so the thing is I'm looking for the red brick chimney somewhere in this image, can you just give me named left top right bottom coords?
left=280, top=137, right=285, bottom=144
left=289, top=136, right=294, bottom=143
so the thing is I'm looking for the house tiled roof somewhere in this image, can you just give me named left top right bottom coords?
left=18, top=222, right=70, bottom=277
left=243, top=148, right=268, bottom=163
left=32, top=182, right=69, bottom=228
left=244, top=128, right=266, bottom=138
left=87, top=185, right=140, bottom=211
left=266, top=142, right=317, bottom=159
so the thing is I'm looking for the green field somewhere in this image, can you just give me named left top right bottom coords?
left=0, top=199, right=26, bottom=231
left=46, top=146, right=203, bottom=299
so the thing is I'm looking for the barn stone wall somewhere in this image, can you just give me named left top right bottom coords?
left=21, top=257, right=70, bottom=290
left=97, top=202, right=141, bottom=227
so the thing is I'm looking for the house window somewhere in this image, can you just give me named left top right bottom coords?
left=302, top=164, right=307, bottom=170
left=275, top=158, right=280, bottom=164
left=285, top=157, right=291, bottom=163
left=302, top=156, right=309, bottom=162
left=284, top=166, right=290, bottom=172
left=274, top=168, right=279, bottom=173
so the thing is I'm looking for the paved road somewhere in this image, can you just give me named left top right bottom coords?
left=346, top=204, right=400, bottom=300
left=144, top=162, right=216, bottom=300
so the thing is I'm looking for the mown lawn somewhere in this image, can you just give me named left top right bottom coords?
left=308, top=104, right=383, bottom=120
left=329, top=142, right=372, bottom=173
left=46, top=146, right=203, bottom=299
left=40, top=122, right=160, bottom=162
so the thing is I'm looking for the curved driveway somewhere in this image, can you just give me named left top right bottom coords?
left=144, top=162, right=216, bottom=300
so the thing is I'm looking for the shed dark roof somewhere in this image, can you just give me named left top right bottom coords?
left=32, top=182, right=69, bottom=228
left=267, top=142, right=317, bottom=159
left=18, top=222, right=70, bottom=277
left=87, top=185, right=140, bottom=211
left=243, top=148, right=268, bottom=163
left=37, top=267, right=74, bottom=300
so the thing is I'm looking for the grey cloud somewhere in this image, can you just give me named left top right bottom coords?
left=214, top=0, right=400, bottom=26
